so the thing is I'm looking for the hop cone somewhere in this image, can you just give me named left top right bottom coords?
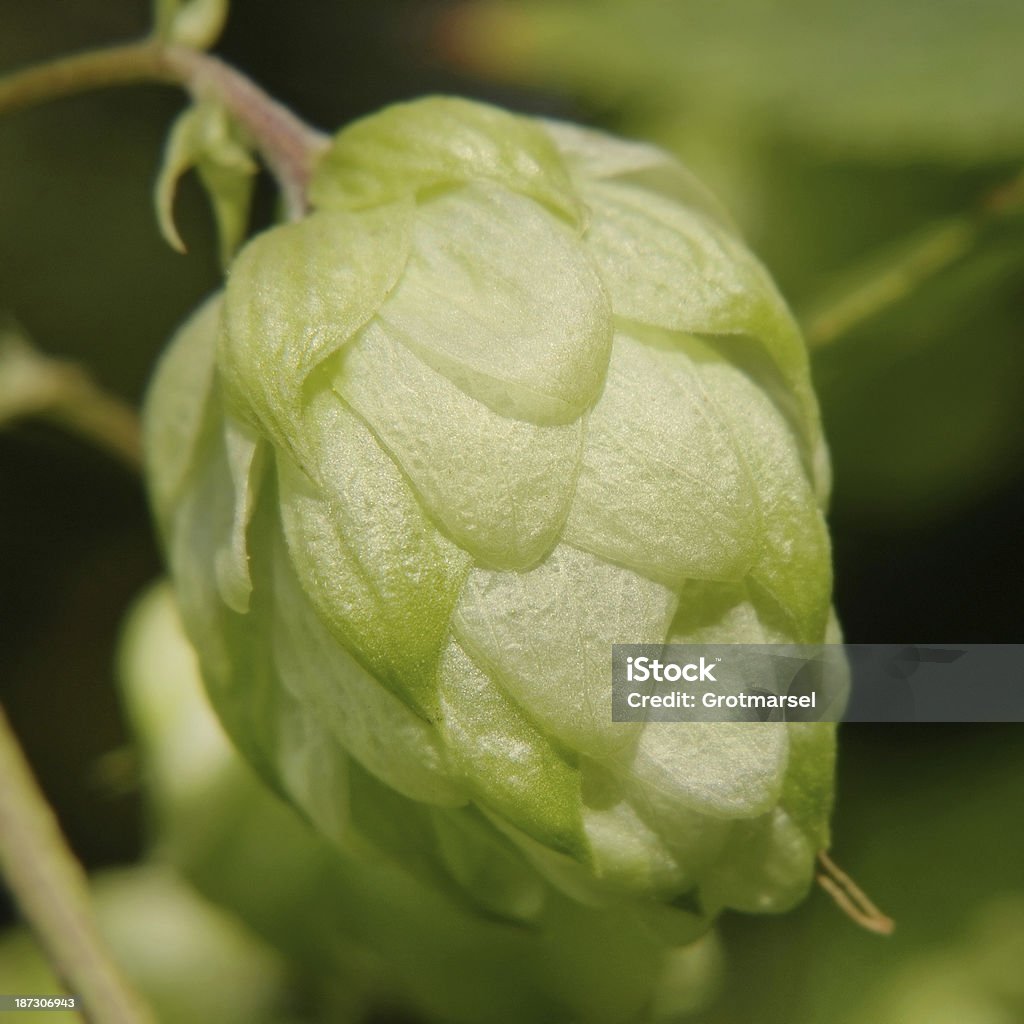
left=145, top=97, right=838, bottom=934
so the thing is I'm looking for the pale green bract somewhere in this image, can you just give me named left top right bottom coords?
left=144, top=96, right=839, bottom=950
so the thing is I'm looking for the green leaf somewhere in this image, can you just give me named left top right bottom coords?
left=696, top=348, right=831, bottom=641
left=429, top=808, right=549, bottom=922
left=577, top=179, right=789, bottom=337
left=155, top=100, right=256, bottom=267
left=571, top=177, right=822, bottom=455
left=700, top=806, right=816, bottom=913
left=580, top=788, right=692, bottom=896
left=453, top=0, right=1024, bottom=162
left=157, top=387, right=297, bottom=790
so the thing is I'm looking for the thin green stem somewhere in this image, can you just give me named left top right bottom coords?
left=1, top=330, right=142, bottom=470
left=45, top=374, right=144, bottom=471
left=0, top=704, right=156, bottom=1024
left=0, top=40, right=329, bottom=217
left=802, top=222, right=974, bottom=349
left=802, top=168, right=1024, bottom=349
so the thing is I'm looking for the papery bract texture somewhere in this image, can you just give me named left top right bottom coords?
left=145, top=97, right=840, bottom=948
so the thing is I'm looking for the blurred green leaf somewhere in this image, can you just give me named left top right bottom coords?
left=450, top=0, right=1024, bottom=162
left=848, top=894, right=1024, bottom=1024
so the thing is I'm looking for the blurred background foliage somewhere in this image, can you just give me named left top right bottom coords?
left=1, top=1, right=1022, bottom=1021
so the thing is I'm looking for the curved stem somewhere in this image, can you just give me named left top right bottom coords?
left=0, top=41, right=329, bottom=217
left=42, top=371, right=143, bottom=470
left=1, top=329, right=142, bottom=470
left=0, top=704, right=156, bottom=1024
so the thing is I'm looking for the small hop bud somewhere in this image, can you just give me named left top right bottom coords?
left=144, top=97, right=839, bottom=933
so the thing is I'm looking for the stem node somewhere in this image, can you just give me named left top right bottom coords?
left=0, top=40, right=329, bottom=217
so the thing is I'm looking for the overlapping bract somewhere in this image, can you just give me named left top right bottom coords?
left=145, top=97, right=838, bottom=939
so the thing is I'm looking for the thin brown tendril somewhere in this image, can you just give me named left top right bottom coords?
left=816, top=849, right=895, bottom=936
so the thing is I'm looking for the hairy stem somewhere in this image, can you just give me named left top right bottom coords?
left=0, top=40, right=329, bottom=217
left=0, top=704, right=156, bottom=1023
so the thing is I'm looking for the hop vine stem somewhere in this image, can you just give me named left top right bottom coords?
left=0, top=704, right=156, bottom=1024
left=1, top=327, right=143, bottom=470
left=0, top=40, right=330, bottom=218
left=802, top=167, right=1024, bottom=349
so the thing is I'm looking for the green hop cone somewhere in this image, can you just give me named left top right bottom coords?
left=144, top=97, right=839, bottom=934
